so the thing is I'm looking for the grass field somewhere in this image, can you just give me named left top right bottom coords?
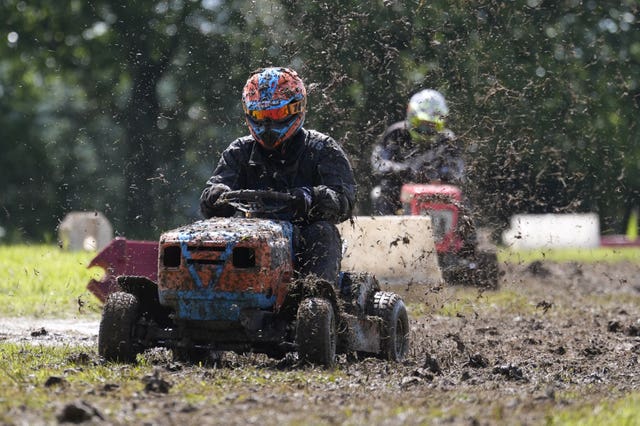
left=1, top=244, right=639, bottom=318
left=498, top=245, right=640, bottom=264
left=0, top=245, right=103, bottom=318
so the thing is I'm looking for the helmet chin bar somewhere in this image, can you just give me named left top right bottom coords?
left=259, top=129, right=282, bottom=149
left=248, top=113, right=303, bottom=150
left=409, top=128, right=437, bottom=146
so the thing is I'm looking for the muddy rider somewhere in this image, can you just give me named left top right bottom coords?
left=370, top=89, right=464, bottom=215
left=200, top=67, right=356, bottom=285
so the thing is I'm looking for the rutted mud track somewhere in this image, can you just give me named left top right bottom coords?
left=0, top=318, right=99, bottom=345
left=3, top=260, right=640, bottom=425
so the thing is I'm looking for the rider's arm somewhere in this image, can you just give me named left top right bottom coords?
left=306, top=135, right=357, bottom=224
left=199, top=139, right=248, bottom=218
left=370, top=122, right=413, bottom=176
left=370, top=144, right=410, bottom=175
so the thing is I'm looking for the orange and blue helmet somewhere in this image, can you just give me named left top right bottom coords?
left=242, top=67, right=307, bottom=150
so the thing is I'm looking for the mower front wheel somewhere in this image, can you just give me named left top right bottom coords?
left=98, top=292, right=141, bottom=362
left=296, top=297, right=336, bottom=367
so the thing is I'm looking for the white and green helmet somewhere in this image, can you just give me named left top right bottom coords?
left=406, top=89, right=449, bottom=142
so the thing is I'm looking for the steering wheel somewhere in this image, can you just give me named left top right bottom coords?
left=217, top=189, right=295, bottom=218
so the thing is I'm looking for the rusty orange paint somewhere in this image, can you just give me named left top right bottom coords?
left=157, top=217, right=294, bottom=311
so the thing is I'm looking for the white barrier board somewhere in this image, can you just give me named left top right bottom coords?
left=501, top=213, right=600, bottom=249
left=337, top=216, right=442, bottom=301
left=58, top=211, right=113, bottom=251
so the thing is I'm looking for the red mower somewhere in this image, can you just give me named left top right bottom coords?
left=400, top=183, right=499, bottom=288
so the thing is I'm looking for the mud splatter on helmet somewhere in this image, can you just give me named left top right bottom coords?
left=406, top=89, right=448, bottom=143
left=242, top=67, right=307, bottom=150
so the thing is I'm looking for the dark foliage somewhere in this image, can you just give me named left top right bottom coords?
left=1, top=0, right=638, bottom=240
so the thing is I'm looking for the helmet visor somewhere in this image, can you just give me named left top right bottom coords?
left=410, top=117, right=445, bottom=136
left=244, top=100, right=304, bottom=122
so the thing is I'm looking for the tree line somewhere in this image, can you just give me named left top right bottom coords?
left=1, top=0, right=638, bottom=242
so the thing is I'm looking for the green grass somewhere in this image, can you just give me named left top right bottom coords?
left=0, top=343, right=165, bottom=423
left=406, top=287, right=535, bottom=318
left=0, top=245, right=103, bottom=317
left=498, top=246, right=640, bottom=264
left=0, top=244, right=637, bottom=319
left=435, top=288, right=533, bottom=317
left=547, top=393, right=640, bottom=425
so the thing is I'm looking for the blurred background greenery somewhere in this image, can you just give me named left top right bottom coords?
left=1, top=0, right=639, bottom=241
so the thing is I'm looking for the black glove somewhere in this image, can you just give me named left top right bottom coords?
left=200, top=184, right=232, bottom=218
left=290, top=187, right=313, bottom=221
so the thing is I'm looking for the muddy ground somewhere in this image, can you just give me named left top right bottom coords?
left=3, top=259, right=640, bottom=425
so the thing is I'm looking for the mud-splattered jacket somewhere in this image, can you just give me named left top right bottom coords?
left=371, top=120, right=465, bottom=184
left=200, top=128, right=356, bottom=224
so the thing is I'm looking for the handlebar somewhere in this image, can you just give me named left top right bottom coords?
left=216, top=189, right=295, bottom=218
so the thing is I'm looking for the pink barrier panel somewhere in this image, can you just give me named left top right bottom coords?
left=87, top=237, right=158, bottom=302
left=600, top=235, right=640, bottom=247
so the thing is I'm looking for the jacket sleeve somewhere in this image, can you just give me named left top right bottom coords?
left=371, top=143, right=410, bottom=175
left=370, top=122, right=412, bottom=176
left=307, top=135, right=357, bottom=224
left=199, top=139, right=247, bottom=218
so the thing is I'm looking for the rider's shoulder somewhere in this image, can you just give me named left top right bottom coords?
left=221, top=136, right=255, bottom=160
left=228, top=135, right=255, bottom=148
left=383, top=121, right=408, bottom=138
left=380, top=121, right=409, bottom=145
left=305, top=129, right=341, bottom=151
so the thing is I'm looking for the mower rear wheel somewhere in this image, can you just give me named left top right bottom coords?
left=99, top=292, right=141, bottom=362
left=296, top=297, right=336, bottom=367
left=371, top=291, right=409, bottom=361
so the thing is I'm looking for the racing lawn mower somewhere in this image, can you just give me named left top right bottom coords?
left=98, top=190, right=409, bottom=367
left=400, top=183, right=499, bottom=288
